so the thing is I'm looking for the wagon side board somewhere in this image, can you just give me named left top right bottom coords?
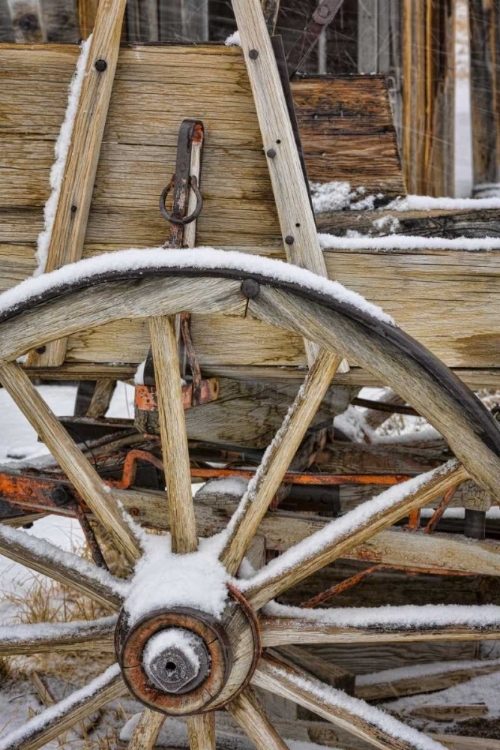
left=1, top=44, right=500, bottom=384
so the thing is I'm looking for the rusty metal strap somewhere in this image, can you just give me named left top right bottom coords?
left=286, top=0, right=345, bottom=76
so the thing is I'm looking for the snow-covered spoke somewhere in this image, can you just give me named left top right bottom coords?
left=0, top=616, right=116, bottom=656
left=252, top=654, right=447, bottom=750
left=227, top=688, right=289, bottom=750
left=0, top=362, right=141, bottom=563
left=241, top=460, right=468, bottom=609
left=0, top=522, right=127, bottom=609
left=0, top=664, right=127, bottom=750
left=127, top=709, right=166, bottom=750
left=187, top=712, right=216, bottom=750
left=259, top=604, right=500, bottom=647
left=220, top=349, right=342, bottom=575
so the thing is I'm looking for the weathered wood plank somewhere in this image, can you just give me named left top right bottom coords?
left=27, top=0, right=127, bottom=368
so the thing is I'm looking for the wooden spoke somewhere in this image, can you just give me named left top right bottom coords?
left=149, top=315, right=197, bottom=554
left=0, top=665, right=127, bottom=750
left=252, top=654, right=446, bottom=750
left=227, top=687, right=289, bottom=750
left=0, top=522, right=123, bottom=609
left=243, top=461, right=468, bottom=609
left=0, top=617, right=116, bottom=656
left=127, top=709, right=166, bottom=750
left=187, top=712, right=216, bottom=750
left=0, top=361, right=141, bottom=564
left=260, top=612, right=500, bottom=647
left=220, top=349, right=341, bottom=574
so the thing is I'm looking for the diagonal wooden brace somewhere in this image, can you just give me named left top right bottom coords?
left=27, top=0, right=127, bottom=368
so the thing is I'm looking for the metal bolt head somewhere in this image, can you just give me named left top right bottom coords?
left=266, top=148, right=277, bottom=159
left=51, top=484, right=69, bottom=507
left=95, top=59, right=107, bottom=72
left=241, top=279, right=260, bottom=299
left=248, top=49, right=259, bottom=60
left=285, top=235, right=295, bottom=245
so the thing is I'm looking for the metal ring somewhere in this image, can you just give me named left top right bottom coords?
left=159, top=175, right=203, bottom=226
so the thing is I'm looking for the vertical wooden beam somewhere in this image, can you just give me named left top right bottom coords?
left=77, top=0, right=98, bottom=38
left=231, top=0, right=346, bottom=370
left=27, top=0, right=127, bottom=369
left=402, top=0, right=455, bottom=196
left=469, top=0, right=500, bottom=194
left=358, top=0, right=378, bottom=74
left=40, top=0, right=79, bottom=41
left=7, top=0, right=45, bottom=41
left=0, top=0, right=14, bottom=40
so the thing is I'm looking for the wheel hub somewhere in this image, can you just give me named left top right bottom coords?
left=143, top=627, right=211, bottom=694
left=116, top=607, right=234, bottom=715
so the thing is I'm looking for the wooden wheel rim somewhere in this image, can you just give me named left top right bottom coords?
left=1, top=259, right=500, bottom=498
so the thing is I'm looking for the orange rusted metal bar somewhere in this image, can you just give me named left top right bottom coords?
left=189, top=467, right=412, bottom=486
left=407, top=508, right=421, bottom=530
left=424, top=484, right=459, bottom=533
left=104, top=449, right=164, bottom=490
left=301, top=563, right=473, bottom=609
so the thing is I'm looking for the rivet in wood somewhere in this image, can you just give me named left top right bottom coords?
left=71, top=205, right=77, bottom=213
left=95, top=59, right=107, bottom=72
left=249, top=49, right=259, bottom=60
left=241, top=279, right=260, bottom=299
left=266, top=149, right=277, bottom=159
left=35, top=346, right=46, bottom=355
left=285, top=235, right=295, bottom=245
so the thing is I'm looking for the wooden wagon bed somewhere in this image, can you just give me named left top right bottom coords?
left=2, top=42, right=500, bottom=388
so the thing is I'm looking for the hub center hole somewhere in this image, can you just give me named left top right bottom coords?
left=165, top=661, right=177, bottom=673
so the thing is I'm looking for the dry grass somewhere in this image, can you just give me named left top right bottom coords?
left=0, top=537, right=131, bottom=749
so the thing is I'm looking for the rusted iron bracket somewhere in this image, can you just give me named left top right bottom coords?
left=142, top=119, right=218, bottom=410
left=286, top=0, right=345, bottom=77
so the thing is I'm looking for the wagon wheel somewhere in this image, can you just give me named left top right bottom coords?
left=1, top=251, right=500, bottom=750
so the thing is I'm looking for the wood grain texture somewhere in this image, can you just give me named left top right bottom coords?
left=0, top=618, right=115, bottom=656
left=259, top=617, right=500, bottom=648
left=0, top=517, right=122, bottom=609
left=244, top=462, right=468, bottom=609
left=356, top=660, right=500, bottom=702
left=0, top=44, right=498, bottom=375
left=253, top=654, right=425, bottom=750
left=186, top=713, right=216, bottom=750
left=228, top=688, right=289, bottom=750
left=27, top=0, right=127, bottom=368
left=116, top=487, right=500, bottom=578
left=0, top=362, right=141, bottom=563
left=127, top=710, right=165, bottom=750
left=149, top=315, right=197, bottom=554
left=0, top=668, right=127, bottom=750
left=220, top=349, right=341, bottom=573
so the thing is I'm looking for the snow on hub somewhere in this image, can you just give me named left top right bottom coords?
left=115, top=592, right=260, bottom=715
